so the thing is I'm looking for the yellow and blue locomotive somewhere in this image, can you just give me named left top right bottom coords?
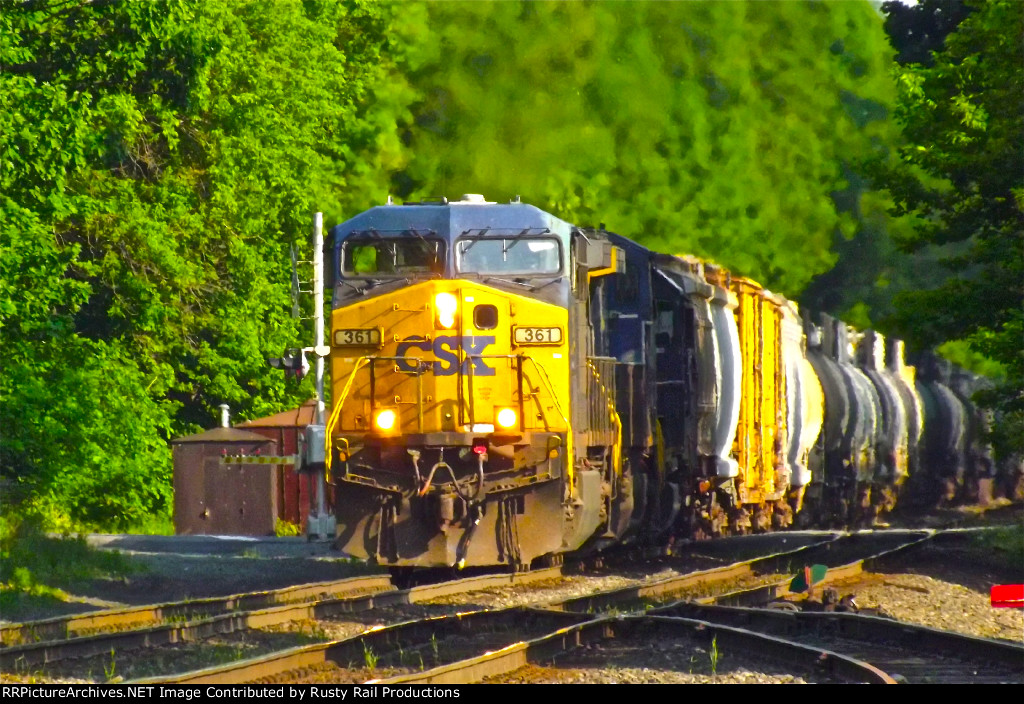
left=325, top=195, right=619, bottom=568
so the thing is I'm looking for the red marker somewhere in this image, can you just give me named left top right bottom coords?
left=990, top=584, right=1024, bottom=608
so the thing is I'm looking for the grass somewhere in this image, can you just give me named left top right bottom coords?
left=363, top=642, right=379, bottom=673
left=104, top=648, right=117, bottom=682
left=970, top=524, right=1024, bottom=572
left=0, top=513, right=142, bottom=619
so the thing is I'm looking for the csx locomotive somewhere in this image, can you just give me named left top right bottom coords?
left=323, top=195, right=997, bottom=569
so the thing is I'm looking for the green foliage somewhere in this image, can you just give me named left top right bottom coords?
left=390, top=0, right=899, bottom=297
left=971, top=525, right=1024, bottom=571
left=881, top=0, right=972, bottom=66
left=104, top=649, right=117, bottom=682
left=274, top=518, right=302, bottom=537
left=1, top=0, right=398, bottom=530
left=362, top=641, right=378, bottom=672
left=0, top=511, right=139, bottom=616
left=870, top=0, right=1023, bottom=453
left=936, top=340, right=1006, bottom=381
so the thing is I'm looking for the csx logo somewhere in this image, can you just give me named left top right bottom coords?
left=396, top=335, right=496, bottom=376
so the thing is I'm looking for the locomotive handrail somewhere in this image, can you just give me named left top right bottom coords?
left=325, top=355, right=371, bottom=479
left=586, top=358, right=623, bottom=477
left=460, top=352, right=571, bottom=435
left=519, top=355, right=570, bottom=430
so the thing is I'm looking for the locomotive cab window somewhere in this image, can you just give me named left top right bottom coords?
left=342, top=234, right=445, bottom=277
left=456, top=237, right=561, bottom=276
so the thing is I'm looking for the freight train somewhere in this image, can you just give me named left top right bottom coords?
left=322, top=195, right=1001, bottom=569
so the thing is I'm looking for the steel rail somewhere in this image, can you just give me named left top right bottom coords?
left=136, top=609, right=895, bottom=685
left=0, top=566, right=565, bottom=669
left=374, top=615, right=897, bottom=685
left=1, top=532, right=845, bottom=668
left=131, top=607, right=589, bottom=685
left=1, top=530, right=932, bottom=679
left=0, top=574, right=393, bottom=648
left=557, top=530, right=931, bottom=613
left=653, top=603, right=1024, bottom=683
left=695, top=529, right=935, bottom=608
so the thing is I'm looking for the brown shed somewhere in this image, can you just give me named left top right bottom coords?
left=172, top=427, right=279, bottom=536
left=237, top=399, right=333, bottom=532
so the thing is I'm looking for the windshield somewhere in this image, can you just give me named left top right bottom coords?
left=342, top=235, right=445, bottom=277
left=456, top=237, right=561, bottom=276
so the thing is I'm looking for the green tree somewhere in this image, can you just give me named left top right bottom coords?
left=881, top=0, right=972, bottom=66
left=1, top=0, right=398, bottom=529
left=873, top=0, right=1023, bottom=454
left=389, top=0, right=900, bottom=297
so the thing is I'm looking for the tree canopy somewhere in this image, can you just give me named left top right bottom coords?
left=388, top=0, right=898, bottom=297
left=1, top=0, right=399, bottom=528
left=871, top=0, right=1023, bottom=454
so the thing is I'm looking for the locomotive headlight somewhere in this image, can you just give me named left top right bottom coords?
left=495, top=407, right=518, bottom=430
left=374, top=408, right=398, bottom=432
left=434, top=292, right=458, bottom=329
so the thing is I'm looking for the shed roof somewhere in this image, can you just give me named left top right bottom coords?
left=172, top=426, right=274, bottom=445
left=237, top=399, right=318, bottom=428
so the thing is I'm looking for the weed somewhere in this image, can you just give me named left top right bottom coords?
left=104, top=648, right=117, bottom=681
left=972, top=525, right=1024, bottom=570
left=430, top=633, right=439, bottom=663
left=418, top=652, right=425, bottom=671
left=709, top=636, right=719, bottom=676
left=363, top=642, right=378, bottom=672
left=274, top=518, right=302, bottom=537
left=296, top=620, right=328, bottom=642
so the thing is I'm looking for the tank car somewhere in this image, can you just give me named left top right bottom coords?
left=779, top=301, right=824, bottom=518
left=912, top=352, right=968, bottom=507
left=856, top=330, right=911, bottom=519
left=885, top=338, right=925, bottom=493
left=804, top=313, right=880, bottom=525
left=947, top=367, right=997, bottom=504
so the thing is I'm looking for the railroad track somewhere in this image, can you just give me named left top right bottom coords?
left=5, top=527, right=1013, bottom=684
left=0, top=574, right=395, bottom=647
left=0, top=531, right=841, bottom=680
left=652, top=603, right=1024, bottom=684
left=131, top=527, right=937, bottom=685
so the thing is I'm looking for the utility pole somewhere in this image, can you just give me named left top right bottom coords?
left=314, top=212, right=326, bottom=426
left=307, top=212, right=334, bottom=541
